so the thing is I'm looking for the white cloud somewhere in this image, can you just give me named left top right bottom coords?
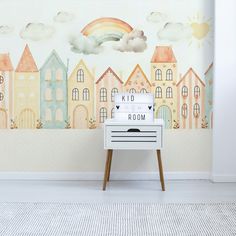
left=20, top=23, right=55, bottom=41
left=158, top=22, right=192, bottom=41
left=113, top=29, right=147, bottom=53
left=0, top=25, right=14, bottom=34
left=69, top=34, right=103, bottom=55
left=146, top=12, right=167, bottom=23
left=54, top=11, right=74, bottom=23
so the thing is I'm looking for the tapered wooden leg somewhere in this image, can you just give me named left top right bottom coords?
left=107, top=150, right=113, bottom=182
left=102, top=149, right=111, bottom=191
left=156, top=150, right=165, bottom=191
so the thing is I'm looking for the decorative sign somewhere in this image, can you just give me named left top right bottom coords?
left=114, top=93, right=154, bottom=122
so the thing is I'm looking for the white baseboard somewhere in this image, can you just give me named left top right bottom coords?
left=211, top=174, right=236, bottom=182
left=0, top=171, right=211, bottom=181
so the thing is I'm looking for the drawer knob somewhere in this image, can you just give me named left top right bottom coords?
left=127, top=128, right=140, bottom=132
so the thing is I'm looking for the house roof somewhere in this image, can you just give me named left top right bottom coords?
left=151, top=46, right=177, bottom=63
left=96, top=67, right=123, bottom=84
left=0, top=54, right=13, bottom=71
left=204, top=62, right=213, bottom=75
left=124, top=64, right=151, bottom=86
left=176, top=68, right=205, bottom=87
left=15, top=44, right=38, bottom=72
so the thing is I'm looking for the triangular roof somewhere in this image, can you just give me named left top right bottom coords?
left=204, top=62, right=213, bottom=75
left=96, top=67, right=123, bottom=84
left=15, top=44, right=38, bottom=72
left=176, top=68, right=205, bottom=87
left=0, top=53, right=13, bottom=71
left=40, top=50, right=67, bottom=71
left=125, top=64, right=151, bottom=86
left=151, top=46, right=177, bottom=63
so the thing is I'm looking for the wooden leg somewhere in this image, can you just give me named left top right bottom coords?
left=156, top=150, right=165, bottom=191
left=102, top=149, right=111, bottom=191
left=107, top=150, right=113, bottom=182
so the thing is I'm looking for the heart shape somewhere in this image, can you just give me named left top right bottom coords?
left=191, top=22, right=210, bottom=40
left=116, top=105, right=120, bottom=109
left=148, top=106, right=152, bottom=110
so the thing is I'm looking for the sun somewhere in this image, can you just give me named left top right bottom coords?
left=188, top=12, right=213, bottom=48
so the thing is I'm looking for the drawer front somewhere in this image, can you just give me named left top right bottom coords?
left=104, top=125, right=163, bottom=150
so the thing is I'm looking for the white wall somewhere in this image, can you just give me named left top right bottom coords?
left=212, top=0, right=236, bottom=181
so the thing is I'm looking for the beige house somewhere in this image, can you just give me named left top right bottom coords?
left=96, top=67, right=123, bottom=126
left=150, top=46, right=178, bottom=129
left=68, top=60, right=94, bottom=129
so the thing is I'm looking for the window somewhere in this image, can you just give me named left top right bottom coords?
left=182, top=104, right=188, bottom=118
left=100, top=88, right=107, bottom=102
left=193, top=103, right=200, bottom=118
left=111, top=108, right=115, bottom=118
left=83, top=88, right=90, bottom=101
left=0, top=92, right=4, bottom=101
left=194, top=86, right=200, bottom=98
left=155, top=87, right=162, bottom=98
left=140, top=88, right=147, bottom=93
left=111, top=88, right=118, bottom=102
left=182, top=86, right=188, bottom=97
left=45, top=88, right=52, bottom=101
left=166, top=87, right=173, bottom=98
left=72, top=88, right=79, bottom=101
left=56, top=69, right=63, bottom=81
left=100, top=107, right=107, bottom=123
left=77, top=69, right=84, bottom=82
left=45, top=69, right=51, bottom=81
left=56, top=88, right=63, bottom=101
left=56, top=108, right=63, bottom=121
left=155, top=69, right=162, bottom=81
left=29, top=75, right=35, bottom=80
left=166, top=69, right=173, bottom=81
left=0, top=75, right=4, bottom=84
left=19, top=75, right=24, bottom=80
left=45, top=108, right=52, bottom=121
left=129, top=88, right=136, bottom=93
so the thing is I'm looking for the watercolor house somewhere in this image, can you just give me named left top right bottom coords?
left=150, top=46, right=178, bottom=129
left=176, top=68, right=205, bottom=129
left=124, top=64, right=151, bottom=93
left=68, top=60, right=94, bottom=129
left=204, top=63, right=213, bottom=128
left=14, top=45, right=40, bottom=129
left=40, top=50, right=68, bottom=129
left=96, top=67, right=123, bottom=126
left=0, top=54, right=14, bottom=129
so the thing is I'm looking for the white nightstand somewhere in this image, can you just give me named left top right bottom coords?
left=103, top=119, right=165, bottom=191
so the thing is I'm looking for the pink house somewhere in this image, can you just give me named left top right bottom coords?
left=177, top=68, right=205, bottom=129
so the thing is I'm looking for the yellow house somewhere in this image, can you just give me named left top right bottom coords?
left=14, top=45, right=39, bottom=129
left=150, top=46, right=178, bottom=129
left=68, top=60, right=94, bottom=129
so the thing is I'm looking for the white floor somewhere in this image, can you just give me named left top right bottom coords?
left=0, top=180, right=236, bottom=203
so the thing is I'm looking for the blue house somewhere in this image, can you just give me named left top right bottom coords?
left=204, top=63, right=213, bottom=129
left=40, top=50, right=68, bottom=129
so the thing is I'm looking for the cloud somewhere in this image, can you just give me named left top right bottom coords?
left=113, top=29, right=147, bottom=53
left=54, top=11, right=74, bottom=23
left=0, top=25, right=14, bottom=34
left=69, top=33, right=103, bottom=55
left=146, top=12, right=167, bottom=23
left=158, top=22, right=192, bottom=41
left=20, top=23, right=55, bottom=41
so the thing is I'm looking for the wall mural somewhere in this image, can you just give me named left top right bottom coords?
left=0, top=0, right=214, bottom=130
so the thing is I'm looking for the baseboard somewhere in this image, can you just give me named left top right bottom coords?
left=0, top=171, right=211, bottom=181
left=211, top=174, right=236, bottom=182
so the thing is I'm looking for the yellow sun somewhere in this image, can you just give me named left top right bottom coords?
left=188, top=12, right=213, bottom=48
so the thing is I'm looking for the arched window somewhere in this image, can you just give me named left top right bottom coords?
left=111, top=108, right=115, bottom=118
left=0, top=92, right=4, bottom=101
left=155, top=69, right=162, bottom=81
left=182, top=86, right=188, bottom=97
left=166, top=87, right=173, bottom=98
left=193, top=103, right=200, bottom=118
left=56, top=108, right=63, bottom=121
left=83, top=88, right=90, bottom=101
left=155, top=87, right=162, bottom=98
left=100, top=107, right=107, bottom=123
left=72, top=88, right=79, bottom=101
left=194, top=86, right=200, bottom=98
left=100, top=88, right=107, bottom=102
left=56, top=69, right=63, bottom=81
left=45, top=88, right=52, bottom=101
left=45, top=69, right=51, bottom=81
left=166, top=69, right=173, bottom=81
left=182, top=104, right=188, bottom=118
left=0, top=75, right=4, bottom=84
left=77, top=69, right=84, bottom=82
left=129, top=88, right=136, bottom=93
left=45, top=108, right=52, bottom=121
left=56, top=88, right=63, bottom=101
left=111, top=88, right=118, bottom=102
left=140, top=88, right=147, bottom=93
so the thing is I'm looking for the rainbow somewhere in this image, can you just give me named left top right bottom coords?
left=81, top=17, right=133, bottom=44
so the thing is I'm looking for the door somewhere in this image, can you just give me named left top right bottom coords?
left=19, top=108, right=35, bottom=129
left=157, top=105, right=172, bottom=129
left=0, top=109, right=7, bottom=129
left=73, top=105, right=88, bottom=129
